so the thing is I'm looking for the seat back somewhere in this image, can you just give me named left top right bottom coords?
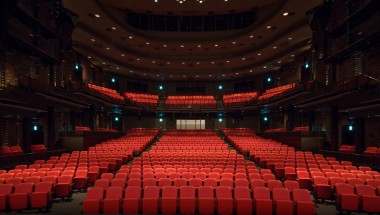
left=143, top=186, right=160, bottom=198
left=57, top=175, right=73, bottom=184
left=14, top=183, right=34, bottom=194
left=253, top=187, right=271, bottom=200
left=267, top=180, right=282, bottom=190
left=85, top=187, right=104, bottom=200
left=198, top=186, right=214, bottom=198
left=94, top=179, right=110, bottom=190
left=180, top=186, right=195, bottom=198
left=35, top=182, right=53, bottom=192
left=272, top=188, right=291, bottom=200
left=335, top=183, right=355, bottom=195
left=355, top=184, right=376, bottom=197
left=124, top=186, right=141, bottom=198
left=234, top=187, right=251, bottom=198
left=162, top=186, right=178, bottom=198
left=105, top=186, right=123, bottom=199
left=292, top=189, right=312, bottom=202
left=0, top=184, right=13, bottom=195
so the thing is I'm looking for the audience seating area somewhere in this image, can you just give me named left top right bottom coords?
left=95, top=128, right=118, bottom=133
left=124, top=92, right=159, bottom=107
left=222, top=128, right=380, bottom=214
left=339, top=145, right=356, bottom=153
left=223, top=91, right=258, bottom=106
left=0, top=146, right=23, bottom=155
left=0, top=129, right=158, bottom=213
left=88, top=84, right=124, bottom=102
left=364, top=147, right=380, bottom=155
left=165, top=95, right=216, bottom=108
left=265, top=128, right=286, bottom=132
left=258, top=83, right=296, bottom=101
left=1, top=127, right=379, bottom=214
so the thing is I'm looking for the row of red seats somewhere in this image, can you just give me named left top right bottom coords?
left=258, top=83, right=296, bottom=101
left=339, top=145, right=356, bottom=153
left=224, top=128, right=380, bottom=213
left=0, top=146, right=23, bottom=155
left=83, top=185, right=314, bottom=215
left=364, top=146, right=380, bottom=155
left=95, top=128, right=118, bottom=132
left=265, top=128, right=286, bottom=132
left=0, top=182, right=54, bottom=212
left=124, top=92, right=158, bottom=107
left=165, top=95, right=216, bottom=108
left=88, top=84, right=124, bottom=102
left=223, top=91, right=258, bottom=106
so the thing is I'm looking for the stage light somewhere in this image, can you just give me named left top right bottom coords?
left=114, top=117, right=119, bottom=122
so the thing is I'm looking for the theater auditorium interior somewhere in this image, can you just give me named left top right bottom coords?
left=0, top=0, right=380, bottom=214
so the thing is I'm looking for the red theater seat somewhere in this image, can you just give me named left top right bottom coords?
left=161, top=186, right=178, bottom=214
left=253, top=187, right=272, bottom=215
left=82, top=187, right=104, bottom=214
left=355, top=184, right=380, bottom=213
left=103, top=186, right=123, bottom=214
left=335, top=183, right=359, bottom=212
left=123, top=186, right=141, bottom=214
left=30, top=182, right=53, bottom=210
left=292, top=189, right=315, bottom=215
left=142, top=186, right=160, bottom=214
left=9, top=183, right=34, bottom=210
left=272, top=188, right=293, bottom=215
left=0, top=184, right=13, bottom=211
left=234, top=187, right=252, bottom=215
left=179, top=186, right=196, bottom=214
left=198, top=186, right=215, bottom=215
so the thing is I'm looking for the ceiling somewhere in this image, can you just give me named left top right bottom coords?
left=63, top=0, right=322, bottom=81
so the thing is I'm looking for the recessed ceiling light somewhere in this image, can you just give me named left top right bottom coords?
left=195, top=75, right=199, bottom=77
left=170, top=75, right=173, bottom=77
left=167, top=61, right=171, bottom=64
left=278, top=60, right=282, bottom=64
left=249, top=69, right=253, bottom=73
left=283, top=12, right=289, bottom=16
left=226, top=60, right=230, bottom=63
left=154, top=0, right=158, bottom=2
left=209, top=75, right=212, bottom=77
left=128, top=36, right=133, bottom=39
left=156, top=74, right=159, bottom=77
left=291, top=54, right=295, bottom=57
left=129, top=70, right=133, bottom=73
left=87, top=56, right=91, bottom=59
left=263, top=66, right=267, bottom=69
left=180, top=45, right=184, bottom=48
left=182, top=62, right=185, bottom=65
left=235, top=73, right=239, bottom=75
left=232, top=41, right=236, bottom=44
left=152, top=61, right=156, bottom=63
left=196, top=62, right=200, bottom=64
left=136, top=58, right=140, bottom=61
left=102, top=62, right=106, bottom=65
left=183, top=75, right=186, bottom=77
left=211, top=61, right=215, bottom=64
left=288, top=37, right=293, bottom=40
left=90, top=38, right=95, bottom=42
left=143, top=73, right=146, bottom=76
left=222, top=74, right=225, bottom=76
left=214, top=44, right=218, bottom=47
left=267, top=25, right=271, bottom=29
left=163, top=44, right=167, bottom=47
left=273, top=46, right=277, bottom=49
left=249, top=35, right=254, bottom=38
left=257, top=53, right=261, bottom=56
left=146, top=42, right=150, bottom=45
left=116, top=67, right=120, bottom=70
left=241, top=58, right=246, bottom=61
left=197, top=45, right=201, bottom=48
left=111, top=27, right=117, bottom=30
left=121, top=54, right=125, bottom=57
left=105, top=47, right=110, bottom=50
left=94, top=14, right=100, bottom=18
